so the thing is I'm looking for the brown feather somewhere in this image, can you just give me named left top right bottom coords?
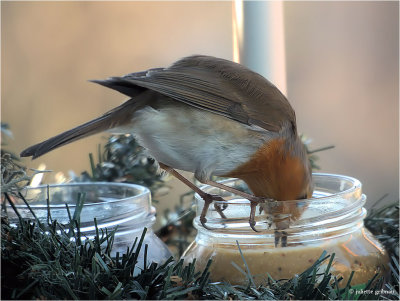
left=92, top=55, right=296, bottom=133
left=20, top=97, right=147, bottom=159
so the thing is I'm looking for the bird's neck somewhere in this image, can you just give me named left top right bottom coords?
left=225, top=137, right=306, bottom=200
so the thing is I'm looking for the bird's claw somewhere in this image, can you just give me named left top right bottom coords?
left=214, top=203, right=227, bottom=219
left=200, top=216, right=212, bottom=230
left=199, top=193, right=227, bottom=230
left=249, top=218, right=259, bottom=232
left=249, top=201, right=259, bottom=232
left=248, top=197, right=276, bottom=232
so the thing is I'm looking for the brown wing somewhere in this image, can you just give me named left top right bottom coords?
left=92, top=55, right=296, bottom=132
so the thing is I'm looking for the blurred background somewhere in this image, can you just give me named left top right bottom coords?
left=2, top=1, right=398, bottom=219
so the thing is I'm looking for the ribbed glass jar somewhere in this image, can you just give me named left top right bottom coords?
left=181, top=173, right=389, bottom=286
left=7, top=182, right=172, bottom=266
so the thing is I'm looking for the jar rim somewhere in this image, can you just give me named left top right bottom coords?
left=14, top=182, right=150, bottom=209
left=196, top=173, right=362, bottom=205
left=193, top=173, right=366, bottom=237
left=5, top=182, right=156, bottom=231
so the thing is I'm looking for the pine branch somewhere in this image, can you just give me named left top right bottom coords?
left=2, top=193, right=398, bottom=300
left=73, top=135, right=169, bottom=195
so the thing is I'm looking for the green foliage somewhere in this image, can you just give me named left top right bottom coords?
left=74, top=135, right=168, bottom=195
left=1, top=153, right=28, bottom=195
left=1, top=123, right=26, bottom=194
left=1, top=124, right=49, bottom=196
left=1, top=152, right=49, bottom=197
left=365, top=196, right=399, bottom=259
left=365, top=199, right=399, bottom=300
left=2, top=191, right=399, bottom=300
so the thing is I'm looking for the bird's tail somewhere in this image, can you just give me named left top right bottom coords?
left=20, top=98, right=138, bottom=159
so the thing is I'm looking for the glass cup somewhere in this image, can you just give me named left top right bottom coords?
left=5, top=182, right=172, bottom=268
left=181, top=173, right=389, bottom=286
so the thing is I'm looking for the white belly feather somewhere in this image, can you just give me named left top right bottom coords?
left=112, top=104, right=271, bottom=181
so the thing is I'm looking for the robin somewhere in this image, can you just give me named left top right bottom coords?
left=20, top=55, right=313, bottom=245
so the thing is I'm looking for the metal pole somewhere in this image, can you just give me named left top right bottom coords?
left=233, top=0, right=287, bottom=94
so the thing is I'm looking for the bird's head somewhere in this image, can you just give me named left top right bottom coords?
left=231, top=136, right=312, bottom=224
left=232, top=136, right=313, bottom=202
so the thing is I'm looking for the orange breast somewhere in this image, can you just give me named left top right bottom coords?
left=224, top=138, right=308, bottom=224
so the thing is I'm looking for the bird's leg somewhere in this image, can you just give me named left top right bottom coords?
left=201, top=179, right=260, bottom=202
left=201, top=179, right=273, bottom=231
left=158, top=163, right=226, bottom=229
left=274, top=220, right=290, bottom=247
left=249, top=200, right=259, bottom=232
left=198, top=194, right=226, bottom=230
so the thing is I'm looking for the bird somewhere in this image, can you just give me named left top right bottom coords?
left=20, top=55, right=313, bottom=245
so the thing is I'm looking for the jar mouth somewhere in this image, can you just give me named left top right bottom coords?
left=197, top=173, right=362, bottom=204
left=194, top=173, right=366, bottom=238
left=4, top=182, right=155, bottom=231
left=15, top=182, right=150, bottom=208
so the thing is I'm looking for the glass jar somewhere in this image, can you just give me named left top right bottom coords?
left=182, top=173, right=389, bottom=286
left=6, top=182, right=172, bottom=267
